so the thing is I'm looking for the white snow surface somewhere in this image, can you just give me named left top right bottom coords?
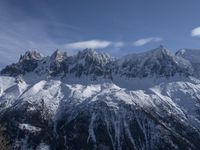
left=2, top=48, right=200, bottom=149
left=0, top=75, right=200, bottom=129
left=1, top=73, right=200, bottom=150
left=19, top=123, right=41, bottom=133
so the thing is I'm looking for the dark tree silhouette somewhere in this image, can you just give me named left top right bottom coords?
left=0, top=126, right=10, bottom=150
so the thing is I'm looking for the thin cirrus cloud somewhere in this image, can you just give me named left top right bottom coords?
left=112, top=41, right=124, bottom=48
left=133, top=37, right=163, bottom=46
left=64, top=40, right=124, bottom=50
left=191, top=26, right=200, bottom=37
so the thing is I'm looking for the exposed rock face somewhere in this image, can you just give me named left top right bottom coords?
left=1, top=50, right=42, bottom=76
left=69, top=49, right=112, bottom=78
left=113, top=46, right=193, bottom=78
left=176, top=49, right=200, bottom=77
left=0, top=47, right=200, bottom=149
left=0, top=47, right=194, bottom=79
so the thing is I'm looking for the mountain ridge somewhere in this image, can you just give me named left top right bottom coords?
left=0, top=46, right=195, bottom=79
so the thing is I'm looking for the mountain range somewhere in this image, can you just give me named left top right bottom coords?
left=1, top=46, right=200, bottom=150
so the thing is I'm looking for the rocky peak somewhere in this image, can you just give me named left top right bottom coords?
left=50, top=49, right=67, bottom=62
left=176, top=49, right=186, bottom=56
left=76, top=48, right=112, bottom=66
left=0, top=46, right=195, bottom=78
left=120, top=45, right=171, bottom=63
left=176, top=49, right=200, bottom=77
left=19, top=50, right=42, bottom=63
left=116, top=46, right=193, bottom=77
left=1, top=50, right=42, bottom=76
left=176, top=49, right=200, bottom=63
left=77, top=48, right=96, bottom=56
left=76, top=48, right=99, bottom=61
left=150, top=45, right=171, bottom=56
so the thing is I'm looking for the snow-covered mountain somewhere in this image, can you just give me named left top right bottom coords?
left=1, top=47, right=200, bottom=150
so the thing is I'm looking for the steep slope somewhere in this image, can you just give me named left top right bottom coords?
left=1, top=50, right=42, bottom=76
left=0, top=47, right=200, bottom=149
left=0, top=76, right=200, bottom=149
left=176, top=49, right=200, bottom=63
left=176, top=49, right=200, bottom=77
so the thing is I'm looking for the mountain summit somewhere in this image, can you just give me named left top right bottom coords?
left=0, top=46, right=194, bottom=79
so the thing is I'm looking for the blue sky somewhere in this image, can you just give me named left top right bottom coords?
left=1, top=0, right=200, bottom=67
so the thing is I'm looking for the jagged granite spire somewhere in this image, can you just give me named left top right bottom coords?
left=1, top=50, right=42, bottom=76
left=0, top=46, right=195, bottom=78
left=50, top=49, right=67, bottom=62
left=19, top=50, right=42, bottom=63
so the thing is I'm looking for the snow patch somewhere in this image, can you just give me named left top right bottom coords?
left=19, top=123, right=41, bottom=133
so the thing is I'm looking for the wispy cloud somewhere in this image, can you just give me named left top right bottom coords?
left=0, top=1, right=87, bottom=66
left=64, top=40, right=112, bottom=50
left=133, top=37, right=163, bottom=46
left=64, top=40, right=125, bottom=50
left=112, top=42, right=124, bottom=48
left=191, top=26, right=200, bottom=37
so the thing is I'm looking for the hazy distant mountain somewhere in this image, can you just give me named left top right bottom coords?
left=1, top=46, right=200, bottom=150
